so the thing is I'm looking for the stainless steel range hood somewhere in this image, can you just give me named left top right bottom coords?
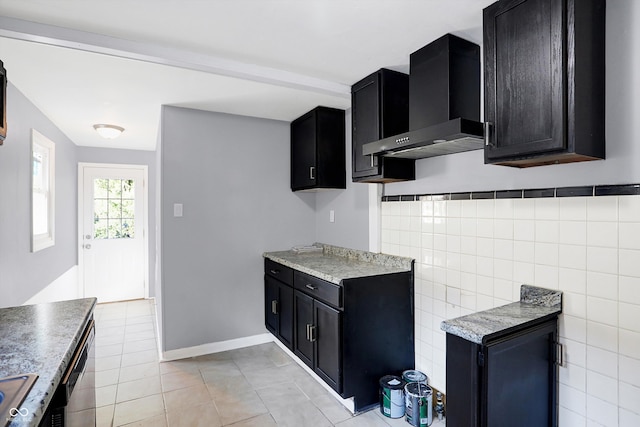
left=363, top=34, right=484, bottom=160
left=362, top=118, right=484, bottom=159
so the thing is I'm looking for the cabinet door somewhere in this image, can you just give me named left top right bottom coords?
left=294, top=290, right=314, bottom=368
left=277, top=283, right=294, bottom=350
left=291, top=112, right=316, bottom=190
left=352, top=75, right=380, bottom=177
left=314, top=300, right=342, bottom=393
left=264, top=276, right=279, bottom=335
left=483, top=321, right=557, bottom=427
left=484, top=0, right=565, bottom=161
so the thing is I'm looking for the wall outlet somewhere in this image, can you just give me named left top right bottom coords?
left=173, top=203, right=183, bottom=217
left=329, top=210, right=335, bottom=223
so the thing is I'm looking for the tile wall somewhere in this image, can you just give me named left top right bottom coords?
left=380, top=193, right=640, bottom=427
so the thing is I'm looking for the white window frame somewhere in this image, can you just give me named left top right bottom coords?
left=31, top=129, right=55, bottom=252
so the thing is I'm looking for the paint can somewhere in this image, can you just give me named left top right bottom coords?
left=405, top=382, right=433, bottom=427
left=402, top=369, right=428, bottom=386
left=379, top=375, right=405, bottom=418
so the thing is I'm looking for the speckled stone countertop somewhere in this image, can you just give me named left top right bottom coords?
left=0, top=298, right=97, bottom=426
left=441, top=285, right=562, bottom=345
left=263, top=243, right=413, bottom=285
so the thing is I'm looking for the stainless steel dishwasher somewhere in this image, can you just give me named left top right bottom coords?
left=40, top=318, right=96, bottom=427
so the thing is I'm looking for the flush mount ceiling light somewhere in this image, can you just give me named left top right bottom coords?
left=93, top=124, right=125, bottom=139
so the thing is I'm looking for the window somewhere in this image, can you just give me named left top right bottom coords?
left=31, top=129, right=55, bottom=252
left=93, top=178, right=136, bottom=239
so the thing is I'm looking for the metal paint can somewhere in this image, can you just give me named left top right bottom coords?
left=405, top=382, right=433, bottom=427
left=379, top=375, right=405, bottom=418
left=402, top=369, right=428, bottom=386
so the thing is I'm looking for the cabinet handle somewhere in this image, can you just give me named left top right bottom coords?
left=270, top=269, right=280, bottom=275
left=309, top=166, right=315, bottom=180
left=271, top=300, right=278, bottom=315
left=309, top=325, right=317, bottom=342
left=557, top=342, right=564, bottom=367
left=305, top=284, right=317, bottom=291
left=306, top=323, right=311, bottom=341
left=370, top=155, right=375, bottom=168
left=484, top=121, right=492, bottom=147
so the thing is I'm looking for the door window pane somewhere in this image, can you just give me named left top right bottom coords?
left=93, top=178, right=135, bottom=239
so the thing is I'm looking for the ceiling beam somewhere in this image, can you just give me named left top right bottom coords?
left=0, top=15, right=350, bottom=99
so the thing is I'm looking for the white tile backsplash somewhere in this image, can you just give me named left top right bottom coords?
left=587, top=197, right=618, bottom=222
left=381, top=195, right=640, bottom=424
left=618, top=197, right=640, bottom=222
left=586, top=320, right=618, bottom=350
left=620, top=408, right=640, bottom=427
left=619, top=248, right=640, bottom=278
left=586, top=246, right=619, bottom=275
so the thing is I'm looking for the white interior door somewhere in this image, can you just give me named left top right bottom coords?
left=80, top=164, right=147, bottom=303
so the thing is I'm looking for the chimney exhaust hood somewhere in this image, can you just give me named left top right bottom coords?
left=363, top=34, right=484, bottom=160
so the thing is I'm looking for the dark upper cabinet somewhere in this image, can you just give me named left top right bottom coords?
left=351, top=69, right=415, bottom=182
left=291, top=106, right=346, bottom=191
left=483, top=0, right=605, bottom=167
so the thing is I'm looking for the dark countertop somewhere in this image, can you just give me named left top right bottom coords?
left=440, top=285, right=562, bottom=345
left=263, top=243, right=413, bottom=285
left=0, top=298, right=97, bottom=426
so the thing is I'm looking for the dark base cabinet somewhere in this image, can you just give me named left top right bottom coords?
left=446, top=319, right=558, bottom=427
left=294, top=290, right=342, bottom=392
left=264, top=260, right=294, bottom=350
left=265, top=260, right=414, bottom=413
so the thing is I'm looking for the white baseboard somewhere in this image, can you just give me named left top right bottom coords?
left=23, top=265, right=80, bottom=305
left=271, top=339, right=356, bottom=414
left=161, top=333, right=273, bottom=361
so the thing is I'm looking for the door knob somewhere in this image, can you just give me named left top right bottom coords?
left=84, top=244, right=92, bottom=249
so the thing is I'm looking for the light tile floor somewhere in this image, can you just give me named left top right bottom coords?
left=94, top=299, right=446, bottom=427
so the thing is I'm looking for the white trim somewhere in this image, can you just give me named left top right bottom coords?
left=78, top=162, right=150, bottom=300
left=271, top=339, right=356, bottom=414
left=31, top=129, right=56, bottom=252
left=160, top=333, right=273, bottom=362
left=0, top=16, right=349, bottom=99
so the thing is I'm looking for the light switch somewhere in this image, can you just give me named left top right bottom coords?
left=329, top=210, right=335, bottom=223
left=173, top=203, right=183, bottom=217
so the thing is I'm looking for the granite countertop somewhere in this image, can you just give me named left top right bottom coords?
left=0, top=298, right=97, bottom=427
left=263, top=243, right=414, bottom=285
left=441, top=285, right=562, bottom=345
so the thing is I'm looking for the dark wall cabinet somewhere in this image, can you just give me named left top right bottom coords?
left=483, top=0, right=605, bottom=167
left=351, top=69, right=415, bottom=183
left=446, top=319, right=558, bottom=427
left=264, top=259, right=414, bottom=412
left=291, top=106, right=346, bottom=191
left=264, top=259, right=294, bottom=350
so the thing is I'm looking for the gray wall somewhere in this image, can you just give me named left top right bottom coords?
left=385, top=0, right=640, bottom=196
left=159, top=106, right=316, bottom=351
left=0, top=83, right=78, bottom=307
left=315, top=109, right=370, bottom=251
left=76, top=147, right=157, bottom=296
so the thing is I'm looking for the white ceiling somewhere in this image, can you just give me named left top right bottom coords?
left=0, top=0, right=494, bottom=151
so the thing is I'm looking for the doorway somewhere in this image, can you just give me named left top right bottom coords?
left=78, top=163, right=148, bottom=302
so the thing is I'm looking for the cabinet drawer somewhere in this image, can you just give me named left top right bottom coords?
left=265, top=259, right=293, bottom=286
left=294, top=271, right=342, bottom=309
